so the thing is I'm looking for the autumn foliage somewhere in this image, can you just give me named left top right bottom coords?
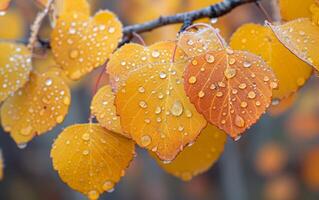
left=0, top=0, right=319, bottom=199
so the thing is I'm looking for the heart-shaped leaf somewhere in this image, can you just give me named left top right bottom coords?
left=0, top=42, right=32, bottom=103
left=1, top=71, right=70, bottom=145
left=151, top=125, right=226, bottom=181
left=181, top=28, right=277, bottom=139
left=51, top=123, right=135, bottom=200
left=230, top=23, right=312, bottom=99
left=268, top=18, right=319, bottom=71
left=91, top=85, right=128, bottom=137
left=111, top=41, right=207, bottom=161
left=51, top=10, right=122, bottom=80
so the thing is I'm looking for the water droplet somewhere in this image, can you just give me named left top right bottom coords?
left=82, top=133, right=90, bottom=141
left=297, top=78, right=305, bottom=86
left=240, top=101, right=248, bottom=108
left=69, top=49, right=79, bottom=59
left=238, top=83, right=247, bottom=89
left=20, top=126, right=32, bottom=136
left=224, top=68, right=236, bottom=79
left=243, top=61, right=252, bottom=68
left=255, top=101, right=261, bottom=106
left=139, top=101, right=148, bottom=108
left=270, top=81, right=278, bottom=89
left=235, top=115, right=245, bottom=128
left=152, top=51, right=160, bottom=58
left=263, top=76, right=270, bottom=82
left=210, top=18, right=218, bottom=24
left=188, top=76, right=197, bottom=84
left=185, top=110, right=192, bottom=118
left=45, top=78, right=53, bottom=86
left=82, top=149, right=90, bottom=155
left=247, top=91, right=256, bottom=99
left=205, top=54, right=215, bottom=63
left=155, top=106, right=162, bottom=114
left=216, top=91, right=223, bottom=97
left=56, top=115, right=64, bottom=123
left=108, top=27, right=115, bottom=33
left=198, top=91, right=205, bottom=98
left=17, top=143, right=27, bottom=149
left=229, top=58, right=236, bottom=65
left=192, top=59, right=198, bottom=65
left=88, top=190, right=99, bottom=200
left=234, top=135, right=241, bottom=141
left=138, top=86, right=145, bottom=93
left=102, top=181, right=114, bottom=191
left=272, top=99, right=280, bottom=106
left=159, top=71, right=167, bottom=79
left=170, top=100, right=183, bottom=116
left=141, top=135, right=152, bottom=146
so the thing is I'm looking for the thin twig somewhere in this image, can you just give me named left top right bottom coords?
left=123, top=0, right=259, bottom=36
left=27, top=0, right=54, bottom=52
left=255, top=1, right=272, bottom=22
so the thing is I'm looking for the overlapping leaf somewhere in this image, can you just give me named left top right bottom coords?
left=152, top=125, right=226, bottom=181
left=180, top=28, right=277, bottom=139
left=1, top=72, right=70, bottom=145
left=34, top=0, right=90, bottom=16
left=90, top=85, right=128, bottom=137
left=279, top=0, right=317, bottom=21
left=0, top=0, right=10, bottom=11
left=51, top=10, right=122, bottom=80
left=230, top=23, right=312, bottom=99
left=268, top=18, right=319, bottom=71
left=51, top=124, right=135, bottom=200
left=0, top=42, right=32, bottom=103
left=112, top=41, right=207, bottom=161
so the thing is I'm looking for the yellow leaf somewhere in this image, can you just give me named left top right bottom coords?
left=0, top=150, right=3, bottom=180
left=0, top=0, right=10, bottom=11
left=177, top=27, right=224, bottom=57
left=268, top=18, right=319, bottom=71
left=1, top=72, right=71, bottom=145
left=112, top=41, right=207, bottom=161
left=0, top=42, right=32, bottom=103
left=0, top=9, right=24, bottom=40
left=51, top=10, right=122, bottom=80
left=152, top=125, right=226, bottom=181
left=51, top=123, right=135, bottom=200
left=269, top=94, right=297, bottom=116
left=34, top=0, right=90, bottom=16
left=90, top=85, right=128, bottom=137
left=230, top=23, right=312, bottom=99
left=279, top=0, right=316, bottom=21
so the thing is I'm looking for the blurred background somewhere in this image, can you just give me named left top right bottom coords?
left=1, top=0, right=319, bottom=199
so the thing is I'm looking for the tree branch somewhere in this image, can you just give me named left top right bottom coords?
left=122, top=0, right=259, bottom=36
left=35, top=0, right=259, bottom=49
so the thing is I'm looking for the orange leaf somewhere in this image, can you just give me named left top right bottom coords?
left=1, top=72, right=71, bottom=145
left=51, top=10, right=122, bottom=80
left=182, top=28, right=277, bottom=138
left=268, top=18, right=319, bottom=71
left=90, top=85, right=128, bottom=137
left=152, top=125, right=226, bottom=181
left=51, top=123, right=135, bottom=199
left=113, top=41, right=207, bottom=161
left=0, top=42, right=32, bottom=103
left=230, top=23, right=312, bottom=99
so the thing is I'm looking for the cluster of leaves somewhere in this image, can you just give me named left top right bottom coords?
left=0, top=0, right=319, bottom=199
